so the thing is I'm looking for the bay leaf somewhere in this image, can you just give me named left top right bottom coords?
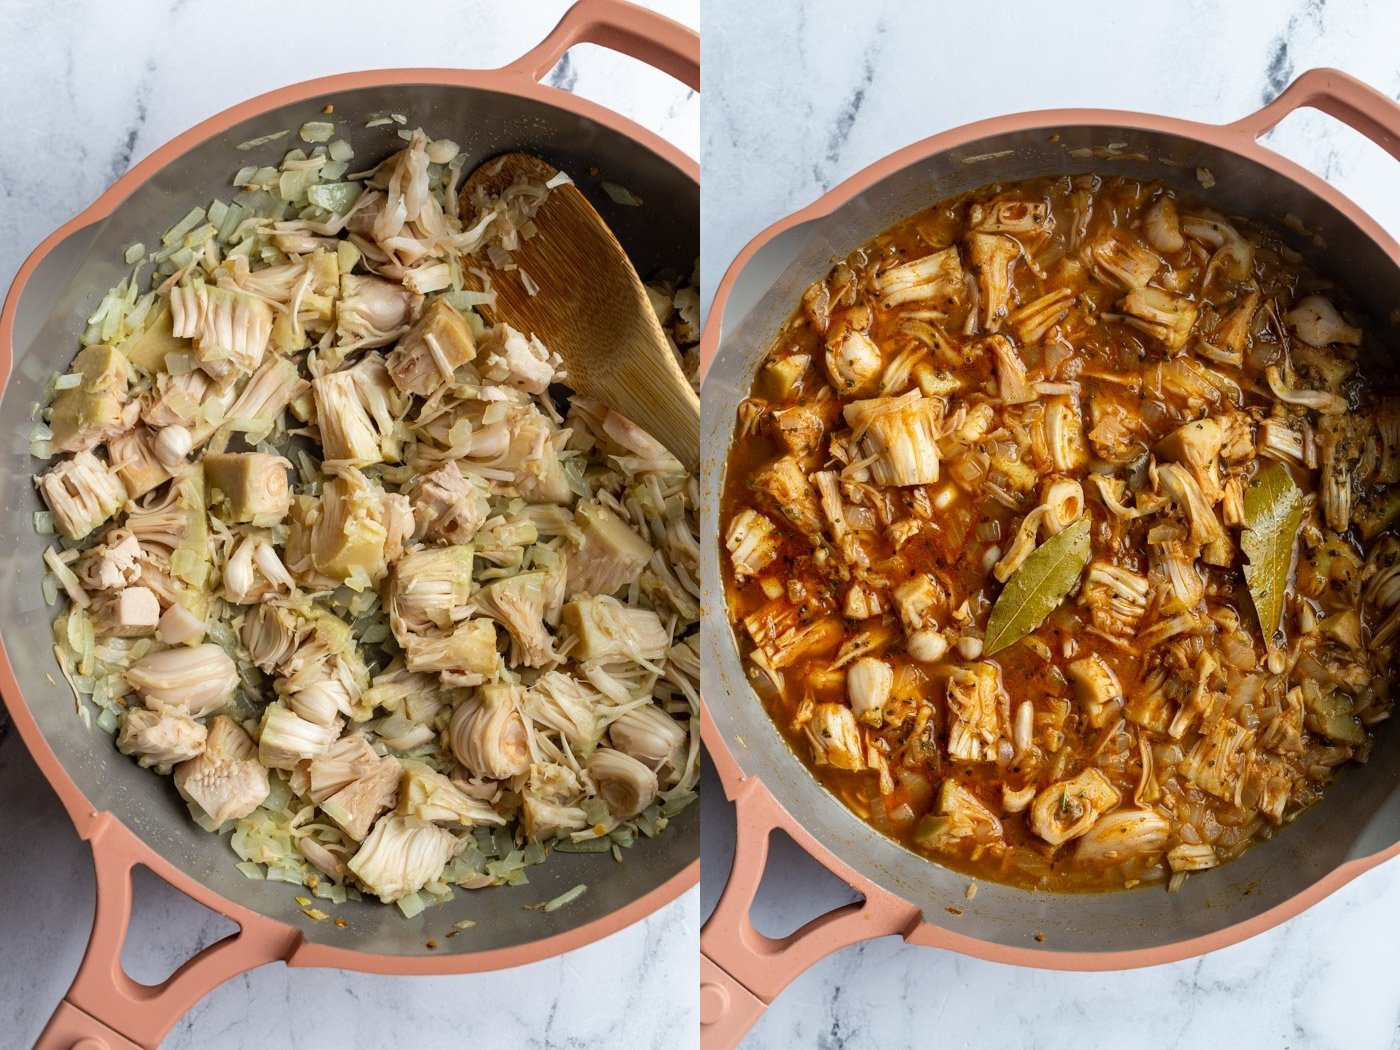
left=1241, top=462, right=1305, bottom=639
left=984, top=515, right=1091, bottom=656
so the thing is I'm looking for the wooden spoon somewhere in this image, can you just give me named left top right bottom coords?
left=458, top=152, right=699, bottom=473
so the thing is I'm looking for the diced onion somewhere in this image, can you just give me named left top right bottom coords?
left=236, top=129, right=290, bottom=151
left=601, top=181, right=642, bottom=206
left=161, top=206, right=207, bottom=246
left=530, top=883, right=587, bottom=912
left=299, top=121, right=335, bottom=143
left=307, top=182, right=362, bottom=214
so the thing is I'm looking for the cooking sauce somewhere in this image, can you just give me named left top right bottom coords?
left=721, top=173, right=1398, bottom=892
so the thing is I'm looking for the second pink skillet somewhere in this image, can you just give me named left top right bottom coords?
left=698, top=67, right=1400, bottom=1048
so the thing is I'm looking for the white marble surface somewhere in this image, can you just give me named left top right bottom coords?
left=701, top=1, right=1400, bottom=1048
left=0, top=2, right=697, bottom=1048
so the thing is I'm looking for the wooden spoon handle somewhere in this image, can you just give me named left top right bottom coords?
left=460, top=152, right=700, bottom=473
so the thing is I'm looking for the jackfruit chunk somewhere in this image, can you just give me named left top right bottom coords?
left=1066, top=653, right=1124, bottom=729
left=449, top=683, right=533, bottom=779
left=750, top=455, right=823, bottom=537
left=173, top=715, right=269, bottom=827
left=1030, top=768, right=1122, bottom=846
left=336, top=274, right=421, bottom=348
left=320, top=754, right=401, bottom=841
left=805, top=702, right=865, bottom=770
left=307, top=468, right=407, bottom=586
left=122, top=302, right=188, bottom=375
left=842, top=395, right=942, bottom=487
left=478, top=324, right=560, bottom=395
left=1119, top=286, right=1199, bottom=351
left=203, top=452, right=292, bottom=525
left=561, top=595, right=668, bottom=663
left=874, top=247, right=964, bottom=309
left=387, top=545, right=475, bottom=639
left=76, top=528, right=141, bottom=592
left=406, top=621, right=501, bottom=686
left=386, top=299, right=478, bottom=396
left=107, top=426, right=171, bottom=499
left=93, top=585, right=161, bottom=637
left=312, top=358, right=403, bottom=467
left=117, top=705, right=206, bottom=774
left=347, top=814, right=456, bottom=903
left=475, top=572, right=561, bottom=668
left=170, top=281, right=273, bottom=383
left=257, top=702, right=343, bottom=770
left=397, top=763, right=504, bottom=826
left=38, top=450, right=128, bottom=540
left=48, top=344, right=132, bottom=453
left=565, top=499, right=654, bottom=598
left=587, top=748, right=659, bottom=818
left=409, top=461, right=490, bottom=545
left=724, top=508, right=780, bottom=582
left=945, top=662, right=1008, bottom=762
left=913, top=780, right=1004, bottom=852
left=125, top=643, right=239, bottom=717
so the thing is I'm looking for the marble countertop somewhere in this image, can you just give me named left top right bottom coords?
left=701, top=0, right=1400, bottom=1047
left=0, top=2, right=697, bottom=1048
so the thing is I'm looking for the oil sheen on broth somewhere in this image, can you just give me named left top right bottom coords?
left=720, top=173, right=1400, bottom=893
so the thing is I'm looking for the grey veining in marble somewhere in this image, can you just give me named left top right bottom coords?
left=0, top=2, right=696, bottom=1048
left=702, top=1, right=1400, bottom=1048
left=701, top=0, right=1400, bottom=319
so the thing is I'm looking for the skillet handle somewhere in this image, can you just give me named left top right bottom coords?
left=699, top=776, right=922, bottom=1049
left=500, top=0, right=700, bottom=92
left=1226, top=67, right=1400, bottom=159
left=34, top=815, right=298, bottom=1050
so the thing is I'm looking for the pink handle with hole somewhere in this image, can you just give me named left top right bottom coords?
left=501, top=0, right=699, bottom=92
left=699, top=770, right=921, bottom=1048
left=1225, top=67, right=1400, bottom=156
left=34, top=815, right=299, bottom=1050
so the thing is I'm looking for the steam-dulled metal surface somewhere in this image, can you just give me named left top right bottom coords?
left=3, top=80, right=696, bottom=956
left=701, top=110, right=1400, bottom=957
